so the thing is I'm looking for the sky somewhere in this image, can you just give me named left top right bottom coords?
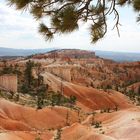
left=0, top=0, right=140, bottom=52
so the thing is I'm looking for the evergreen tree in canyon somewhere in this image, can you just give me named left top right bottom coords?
left=24, top=60, right=34, bottom=88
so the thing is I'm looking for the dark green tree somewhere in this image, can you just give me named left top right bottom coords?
left=24, top=60, right=34, bottom=88
left=94, top=121, right=102, bottom=128
left=36, top=84, right=47, bottom=109
left=69, top=95, right=77, bottom=105
left=7, top=0, right=140, bottom=43
left=37, top=96, right=44, bottom=109
left=35, top=63, right=43, bottom=87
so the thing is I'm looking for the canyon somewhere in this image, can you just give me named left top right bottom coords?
left=0, top=49, right=140, bottom=140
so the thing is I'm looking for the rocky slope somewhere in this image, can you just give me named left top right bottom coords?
left=0, top=49, right=140, bottom=140
left=0, top=99, right=140, bottom=140
left=42, top=71, right=133, bottom=112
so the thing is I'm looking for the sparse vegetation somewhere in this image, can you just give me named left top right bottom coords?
left=24, top=60, right=35, bottom=88
left=0, top=61, right=21, bottom=76
left=125, top=88, right=140, bottom=105
left=47, top=92, right=77, bottom=108
left=92, top=121, right=102, bottom=128
left=100, top=108, right=110, bottom=113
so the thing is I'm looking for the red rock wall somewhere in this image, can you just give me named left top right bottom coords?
left=0, top=74, right=17, bottom=92
left=45, top=66, right=71, bottom=82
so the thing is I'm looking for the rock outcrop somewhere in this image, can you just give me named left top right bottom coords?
left=0, top=74, right=17, bottom=92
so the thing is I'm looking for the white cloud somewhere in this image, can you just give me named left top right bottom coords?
left=0, top=2, right=41, bottom=47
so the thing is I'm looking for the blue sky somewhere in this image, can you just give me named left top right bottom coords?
left=0, top=0, right=140, bottom=52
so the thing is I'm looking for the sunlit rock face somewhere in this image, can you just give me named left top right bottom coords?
left=0, top=74, right=17, bottom=92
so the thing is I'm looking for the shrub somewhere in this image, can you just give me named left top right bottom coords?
left=94, top=121, right=102, bottom=128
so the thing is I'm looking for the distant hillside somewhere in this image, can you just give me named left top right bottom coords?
left=95, top=50, right=140, bottom=62
left=0, top=47, right=55, bottom=56
left=0, top=47, right=140, bottom=62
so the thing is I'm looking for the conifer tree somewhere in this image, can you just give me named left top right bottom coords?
left=24, top=60, right=34, bottom=88
left=7, top=0, right=140, bottom=43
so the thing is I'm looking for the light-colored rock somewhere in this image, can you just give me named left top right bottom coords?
left=0, top=74, right=17, bottom=92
